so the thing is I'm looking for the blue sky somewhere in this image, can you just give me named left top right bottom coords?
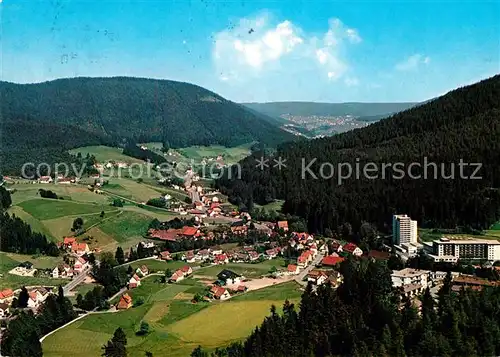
left=1, top=0, right=499, bottom=102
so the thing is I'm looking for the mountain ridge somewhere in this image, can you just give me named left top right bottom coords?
left=0, top=76, right=295, bottom=148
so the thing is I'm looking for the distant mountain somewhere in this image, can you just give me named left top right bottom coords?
left=219, top=75, right=500, bottom=232
left=0, top=77, right=294, bottom=148
left=242, top=101, right=418, bottom=118
left=242, top=101, right=418, bottom=137
left=0, top=77, right=295, bottom=175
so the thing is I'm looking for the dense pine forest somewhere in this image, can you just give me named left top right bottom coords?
left=193, top=258, right=500, bottom=357
left=217, top=75, right=500, bottom=232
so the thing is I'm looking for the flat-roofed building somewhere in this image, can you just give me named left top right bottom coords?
left=427, top=237, right=500, bottom=263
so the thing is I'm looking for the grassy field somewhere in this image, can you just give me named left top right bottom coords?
left=98, top=211, right=151, bottom=243
left=18, top=199, right=111, bottom=220
left=0, top=253, right=67, bottom=290
left=8, top=184, right=111, bottom=206
left=69, top=146, right=145, bottom=164
left=43, top=277, right=301, bottom=357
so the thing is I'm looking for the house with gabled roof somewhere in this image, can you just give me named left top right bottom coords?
left=215, top=254, right=229, bottom=265
left=117, top=293, right=132, bottom=309
left=181, top=265, right=193, bottom=276
left=74, top=256, right=89, bottom=274
left=136, top=265, right=149, bottom=277
left=185, top=250, right=196, bottom=263
left=71, top=242, right=90, bottom=256
left=343, top=243, right=363, bottom=256
left=128, top=274, right=141, bottom=289
left=181, top=226, right=199, bottom=238
left=210, top=285, right=231, bottom=300
left=170, top=269, right=185, bottom=283
left=307, top=270, right=329, bottom=286
left=159, top=251, right=172, bottom=261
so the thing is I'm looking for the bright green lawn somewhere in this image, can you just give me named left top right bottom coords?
left=98, top=211, right=151, bottom=243
left=18, top=199, right=110, bottom=220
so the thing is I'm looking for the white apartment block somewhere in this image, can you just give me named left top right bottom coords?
left=391, top=268, right=429, bottom=290
left=392, top=214, right=418, bottom=245
left=426, top=237, right=500, bottom=263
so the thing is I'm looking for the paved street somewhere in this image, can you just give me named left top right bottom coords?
left=62, top=267, right=92, bottom=294
left=295, top=252, right=325, bottom=285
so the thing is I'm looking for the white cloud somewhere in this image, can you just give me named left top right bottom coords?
left=213, top=14, right=361, bottom=82
left=395, top=54, right=431, bottom=71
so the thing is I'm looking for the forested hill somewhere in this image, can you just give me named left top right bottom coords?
left=243, top=101, right=417, bottom=118
left=0, top=77, right=294, bottom=148
left=217, top=75, right=500, bottom=232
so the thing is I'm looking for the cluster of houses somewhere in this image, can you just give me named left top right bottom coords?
left=0, top=287, right=55, bottom=317
left=37, top=175, right=78, bottom=184
left=58, top=237, right=91, bottom=256
left=52, top=256, right=90, bottom=278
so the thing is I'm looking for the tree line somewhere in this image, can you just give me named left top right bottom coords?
left=193, top=257, right=500, bottom=357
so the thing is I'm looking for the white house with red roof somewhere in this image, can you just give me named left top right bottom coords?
left=71, top=242, right=90, bottom=256
left=297, top=250, right=313, bottom=268
left=265, top=248, right=279, bottom=259
left=210, top=285, right=231, bottom=300
left=170, top=269, right=185, bottom=282
left=184, top=250, right=196, bottom=263
left=159, top=251, right=172, bottom=261
left=343, top=243, right=363, bottom=256
left=136, top=265, right=149, bottom=277
left=215, top=254, right=229, bottom=265
left=73, top=257, right=89, bottom=274
left=181, top=265, right=193, bottom=276
left=128, top=274, right=141, bottom=289
left=308, top=270, right=329, bottom=285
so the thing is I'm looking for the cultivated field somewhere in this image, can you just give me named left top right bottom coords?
left=42, top=278, right=302, bottom=357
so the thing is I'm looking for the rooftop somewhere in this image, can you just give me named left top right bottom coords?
left=434, top=236, right=500, bottom=245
